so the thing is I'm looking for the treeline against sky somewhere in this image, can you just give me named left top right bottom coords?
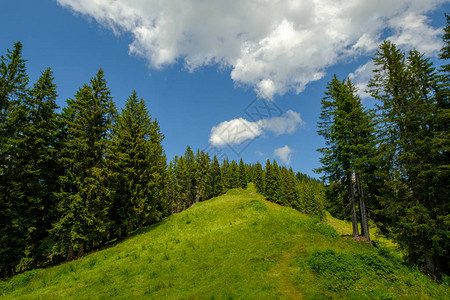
left=0, top=43, right=324, bottom=277
left=317, top=15, right=450, bottom=278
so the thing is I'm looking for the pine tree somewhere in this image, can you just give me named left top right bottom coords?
left=369, top=39, right=449, bottom=275
left=107, top=91, right=166, bottom=238
left=228, top=160, right=239, bottom=189
left=280, top=167, right=297, bottom=207
left=205, top=155, right=223, bottom=198
left=52, top=69, right=116, bottom=259
left=167, top=157, right=182, bottom=214
left=183, top=146, right=196, bottom=206
left=317, top=75, right=375, bottom=240
left=0, top=42, right=30, bottom=276
left=253, top=161, right=265, bottom=194
left=146, top=117, right=167, bottom=222
left=194, top=150, right=210, bottom=202
left=15, top=68, right=61, bottom=268
left=221, top=158, right=231, bottom=191
left=176, top=156, right=190, bottom=211
left=264, top=159, right=281, bottom=203
left=238, top=158, right=247, bottom=189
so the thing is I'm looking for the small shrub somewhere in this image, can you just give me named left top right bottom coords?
left=88, top=259, right=97, bottom=268
left=308, top=250, right=359, bottom=291
left=308, top=250, right=396, bottom=292
left=355, top=253, right=394, bottom=279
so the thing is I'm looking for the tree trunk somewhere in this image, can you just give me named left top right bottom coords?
left=356, top=172, right=370, bottom=242
left=424, top=253, right=437, bottom=276
left=348, top=173, right=359, bottom=238
left=67, top=243, right=74, bottom=261
left=77, top=243, right=84, bottom=257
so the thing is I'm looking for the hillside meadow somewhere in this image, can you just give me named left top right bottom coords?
left=1, top=185, right=448, bottom=299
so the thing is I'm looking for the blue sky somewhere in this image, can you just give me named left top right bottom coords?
left=1, top=0, right=448, bottom=178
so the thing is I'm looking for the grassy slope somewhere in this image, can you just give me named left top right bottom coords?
left=1, top=185, right=448, bottom=299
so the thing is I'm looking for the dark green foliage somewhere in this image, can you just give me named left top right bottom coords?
left=194, top=150, right=210, bottom=202
left=324, top=182, right=347, bottom=220
left=0, top=43, right=172, bottom=276
left=220, top=158, right=231, bottom=191
left=317, top=75, right=375, bottom=240
left=166, top=147, right=196, bottom=213
left=263, top=159, right=281, bottom=203
left=368, top=40, right=449, bottom=275
left=52, top=69, right=117, bottom=259
left=279, top=167, right=297, bottom=207
left=238, top=158, right=247, bottom=189
left=15, top=69, right=61, bottom=269
left=183, top=146, right=196, bottom=206
left=107, top=91, right=166, bottom=239
left=308, top=250, right=395, bottom=292
left=253, top=161, right=265, bottom=194
left=0, top=42, right=30, bottom=276
left=205, top=155, right=223, bottom=199
left=228, top=160, right=239, bottom=189
left=166, top=156, right=183, bottom=214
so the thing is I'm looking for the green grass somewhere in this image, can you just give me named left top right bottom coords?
left=1, top=184, right=448, bottom=299
left=326, top=211, right=398, bottom=251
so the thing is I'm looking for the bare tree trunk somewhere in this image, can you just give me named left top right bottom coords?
left=348, top=173, right=359, bottom=238
left=67, top=243, right=74, bottom=261
left=77, top=243, right=84, bottom=257
left=356, top=172, right=370, bottom=242
left=424, top=253, right=437, bottom=276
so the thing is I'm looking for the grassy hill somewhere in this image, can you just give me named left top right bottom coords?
left=1, top=185, right=448, bottom=299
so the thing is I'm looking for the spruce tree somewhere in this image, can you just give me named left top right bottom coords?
left=253, top=161, right=265, bottom=194
left=264, top=159, right=281, bottom=203
left=52, top=69, right=116, bottom=259
left=183, top=146, right=196, bottom=206
left=280, top=167, right=297, bottom=207
left=369, top=39, right=449, bottom=275
left=228, top=160, right=239, bottom=189
left=238, top=158, right=247, bottom=189
left=221, top=158, right=231, bottom=191
left=146, top=117, right=167, bottom=222
left=0, top=42, right=30, bottom=276
left=317, top=75, right=375, bottom=240
left=15, top=68, right=61, bottom=268
left=167, top=156, right=182, bottom=214
left=194, top=150, right=210, bottom=202
left=108, top=91, right=164, bottom=238
left=205, top=155, right=223, bottom=198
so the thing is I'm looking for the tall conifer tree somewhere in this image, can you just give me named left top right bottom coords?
left=0, top=42, right=29, bottom=276
left=52, top=69, right=116, bottom=259
left=369, top=40, right=449, bottom=275
left=108, top=91, right=166, bottom=238
left=317, top=75, right=375, bottom=240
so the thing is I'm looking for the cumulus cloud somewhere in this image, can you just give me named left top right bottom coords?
left=209, top=110, right=304, bottom=147
left=209, top=118, right=263, bottom=147
left=260, top=110, right=305, bottom=135
left=57, top=0, right=447, bottom=99
left=348, top=60, right=375, bottom=99
left=274, top=145, right=293, bottom=165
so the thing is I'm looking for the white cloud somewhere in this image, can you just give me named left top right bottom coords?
left=57, top=0, right=447, bottom=99
left=348, top=60, right=375, bottom=99
left=388, top=12, right=444, bottom=56
left=209, top=110, right=304, bottom=146
left=255, top=150, right=266, bottom=157
left=260, top=110, right=305, bottom=135
left=274, top=145, right=293, bottom=165
left=209, top=118, right=263, bottom=147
